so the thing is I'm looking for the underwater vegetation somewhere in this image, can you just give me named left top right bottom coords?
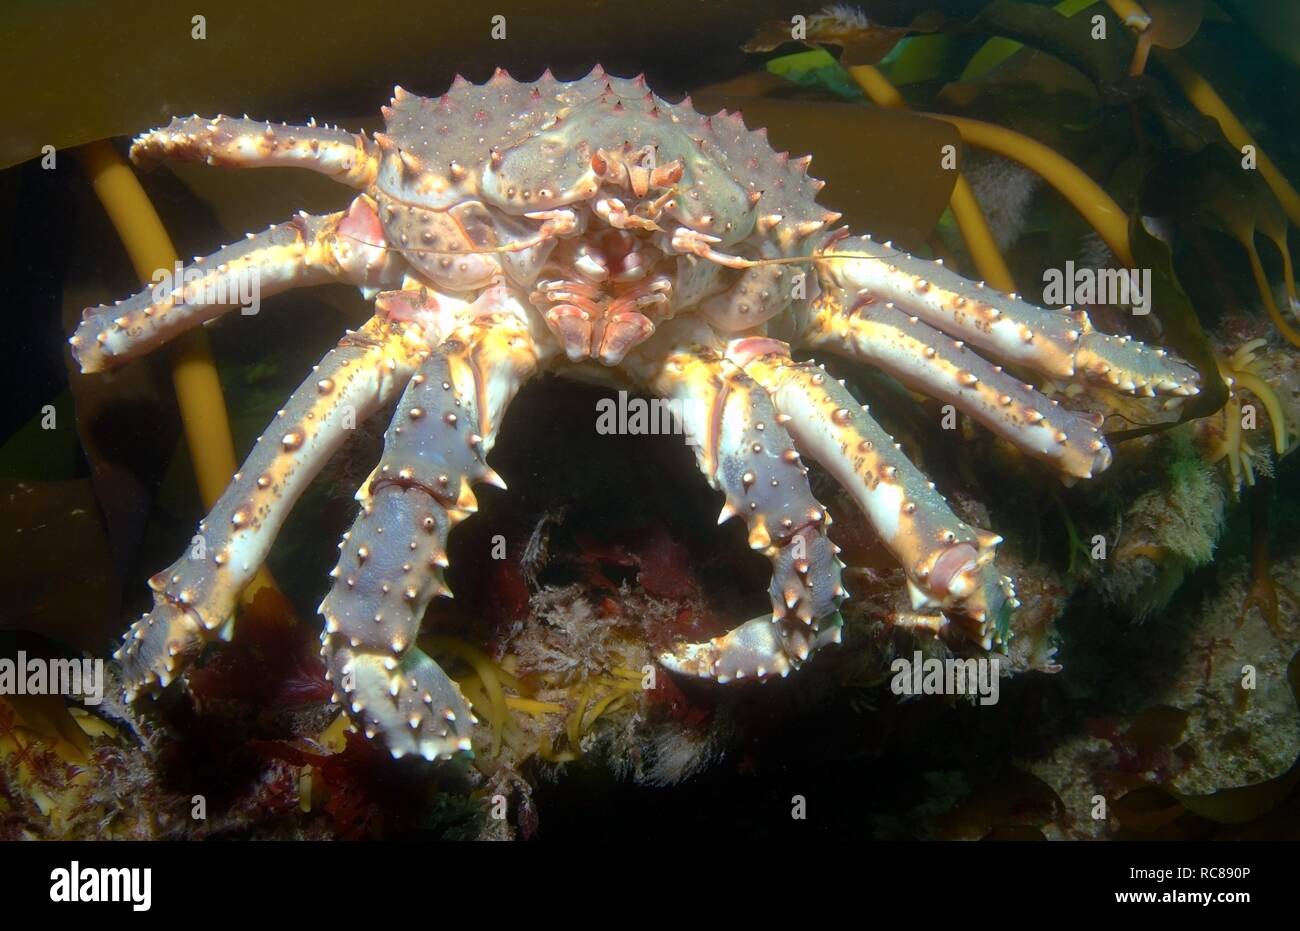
left=3, top=0, right=1300, bottom=840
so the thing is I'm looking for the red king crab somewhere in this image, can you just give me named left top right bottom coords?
left=71, top=67, right=1200, bottom=760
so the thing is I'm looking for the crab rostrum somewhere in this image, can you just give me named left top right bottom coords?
left=71, top=67, right=1199, bottom=761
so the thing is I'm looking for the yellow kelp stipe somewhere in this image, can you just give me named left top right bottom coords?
left=918, top=113, right=1136, bottom=267
left=848, top=64, right=1017, bottom=292
left=1208, top=339, right=1292, bottom=491
left=1155, top=49, right=1300, bottom=230
left=75, top=140, right=277, bottom=602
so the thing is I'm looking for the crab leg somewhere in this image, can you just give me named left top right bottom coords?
left=625, top=328, right=846, bottom=682
left=727, top=337, right=1016, bottom=646
left=72, top=196, right=404, bottom=373
left=115, top=313, right=430, bottom=699
left=130, top=114, right=379, bottom=189
left=319, top=311, right=539, bottom=760
left=803, top=295, right=1112, bottom=479
left=817, top=236, right=1200, bottom=397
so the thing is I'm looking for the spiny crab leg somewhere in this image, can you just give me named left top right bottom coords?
left=625, top=328, right=846, bottom=682
left=728, top=338, right=1016, bottom=646
left=116, top=313, right=431, bottom=700
left=818, top=236, right=1201, bottom=397
left=71, top=196, right=405, bottom=373
left=802, top=294, right=1111, bottom=479
left=130, top=114, right=380, bottom=189
left=319, top=310, right=539, bottom=760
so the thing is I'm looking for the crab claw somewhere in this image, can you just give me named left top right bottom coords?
left=660, top=612, right=844, bottom=683
left=116, top=602, right=210, bottom=701
left=660, top=614, right=791, bottom=683
left=326, top=647, right=476, bottom=761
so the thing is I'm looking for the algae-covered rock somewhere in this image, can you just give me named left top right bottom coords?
left=1098, top=432, right=1226, bottom=621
